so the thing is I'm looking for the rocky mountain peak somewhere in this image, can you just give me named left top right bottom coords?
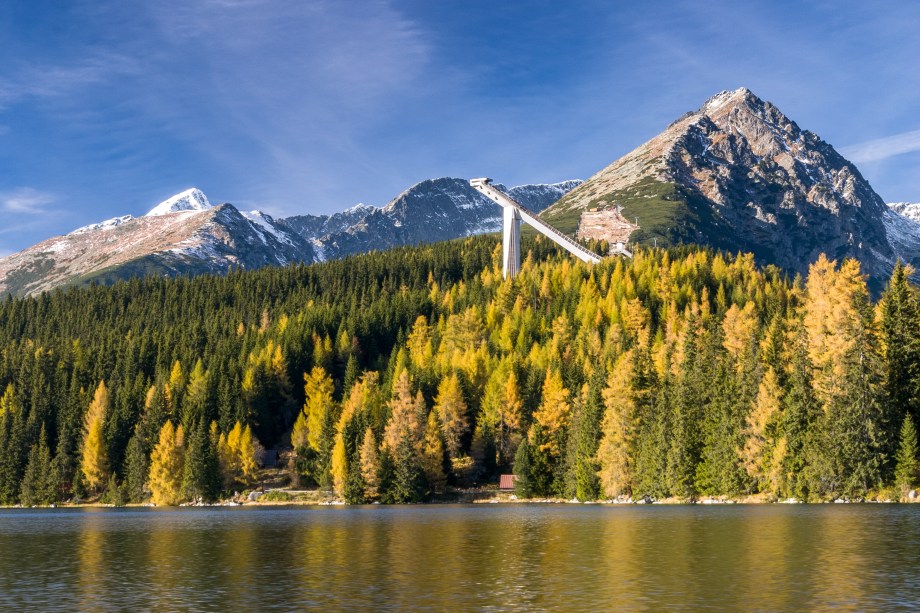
left=146, top=188, right=213, bottom=216
left=542, top=88, right=896, bottom=290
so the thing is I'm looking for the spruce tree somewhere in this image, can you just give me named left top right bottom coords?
left=894, top=414, right=920, bottom=497
left=123, top=430, right=149, bottom=503
left=512, top=434, right=534, bottom=498
left=182, top=422, right=221, bottom=503
left=881, top=261, right=920, bottom=470
left=391, top=429, right=425, bottom=503
left=20, top=426, right=52, bottom=506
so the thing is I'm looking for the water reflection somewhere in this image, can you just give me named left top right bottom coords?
left=0, top=505, right=919, bottom=611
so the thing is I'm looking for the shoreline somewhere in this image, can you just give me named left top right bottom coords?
left=3, top=489, right=918, bottom=509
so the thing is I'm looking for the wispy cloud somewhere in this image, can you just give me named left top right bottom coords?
left=0, top=188, right=55, bottom=214
left=840, top=128, right=920, bottom=163
left=0, top=54, right=138, bottom=109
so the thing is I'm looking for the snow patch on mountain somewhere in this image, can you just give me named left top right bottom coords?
left=70, top=215, right=135, bottom=235
left=240, top=210, right=296, bottom=247
left=883, top=208, right=920, bottom=259
left=146, top=188, right=212, bottom=216
left=888, top=202, right=920, bottom=223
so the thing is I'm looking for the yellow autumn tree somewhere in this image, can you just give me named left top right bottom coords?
left=739, top=366, right=782, bottom=489
left=383, top=370, right=425, bottom=454
left=722, top=302, right=758, bottom=364
left=433, top=372, right=468, bottom=460
left=803, top=255, right=867, bottom=404
left=291, top=411, right=309, bottom=450
left=596, top=351, right=638, bottom=498
left=532, top=368, right=570, bottom=456
left=218, top=421, right=259, bottom=484
left=480, top=362, right=523, bottom=467
left=331, top=432, right=348, bottom=496
left=303, top=366, right=334, bottom=453
left=81, top=381, right=110, bottom=492
left=148, top=420, right=185, bottom=506
left=421, top=411, right=446, bottom=494
left=359, top=428, right=380, bottom=500
left=0, top=383, right=19, bottom=418
left=238, top=425, right=259, bottom=480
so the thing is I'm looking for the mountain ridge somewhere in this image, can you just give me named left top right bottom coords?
left=542, top=87, right=902, bottom=288
left=0, top=178, right=581, bottom=296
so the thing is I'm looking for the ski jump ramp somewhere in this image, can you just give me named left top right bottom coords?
left=470, top=178, right=631, bottom=279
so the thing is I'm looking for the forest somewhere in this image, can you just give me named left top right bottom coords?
left=1, top=234, right=919, bottom=505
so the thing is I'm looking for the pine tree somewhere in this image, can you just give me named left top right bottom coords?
left=148, top=420, right=185, bottom=506
left=123, top=429, right=148, bottom=503
left=881, top=261, right=920, bottom=470
left=512, top=435, right=534, bottom=498
left=20, top=425, right=52, bottom=506
left=182, top=421, right=221, bottom=502
left=81, top=381, right=110, bottom=493
left=391, top=429, right=425, bottom=503
left=894, top=414, right=920, bottom=498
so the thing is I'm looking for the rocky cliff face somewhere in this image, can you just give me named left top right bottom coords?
left=543, top=88, right=896, bottom=288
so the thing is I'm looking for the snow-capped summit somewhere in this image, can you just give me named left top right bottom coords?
left=146, top=188, right=213, bottom=217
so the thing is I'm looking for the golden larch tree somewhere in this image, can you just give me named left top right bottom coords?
left=81, top=381, right=110, bottom=492
left=596, top=351, right=638, bottom=498
left=148, top=420, right=185, bottom=506
left=532, top=368, right=571, bottom=456
left=434, top=372, right=468, bottom=460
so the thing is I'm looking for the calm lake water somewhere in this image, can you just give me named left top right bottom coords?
left=1, top=504, right=918, bottom=611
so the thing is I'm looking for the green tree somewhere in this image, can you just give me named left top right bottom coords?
left=183, top=421, right=221, bottom=502
left=894, top=414, right=920, bottom=498
left=20, top=425, right=53, bottom=506
left=391, top=429, right=425, bottom=503
left=123, top=429, right=149, bottom=503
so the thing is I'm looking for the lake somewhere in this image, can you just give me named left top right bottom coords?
left=0, top=504, right=918, bottom=611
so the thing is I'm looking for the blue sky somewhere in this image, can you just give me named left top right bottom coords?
left=1, top=0, right=919, bottom=255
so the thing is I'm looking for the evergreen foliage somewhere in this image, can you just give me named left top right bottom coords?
left=0, top=235, right=918, bottom=503
left=894, top=414, right=920, bottom=497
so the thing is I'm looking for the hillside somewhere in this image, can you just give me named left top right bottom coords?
left=1, top=236, right=918, bottom=506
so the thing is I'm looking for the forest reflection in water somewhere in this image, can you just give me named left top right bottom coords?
left=1, top=504, right=918, bottom=611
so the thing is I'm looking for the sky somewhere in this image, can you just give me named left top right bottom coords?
left=1, top=0, right=919, bottom=256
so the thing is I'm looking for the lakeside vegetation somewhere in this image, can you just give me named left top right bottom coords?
left=1, top=235, right=919, bottom=506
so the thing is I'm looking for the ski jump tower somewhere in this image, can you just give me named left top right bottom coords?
left=471, top=178, right=626, bottom=279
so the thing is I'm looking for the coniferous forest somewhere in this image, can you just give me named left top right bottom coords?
left=1, top=234, right=919, bottom=505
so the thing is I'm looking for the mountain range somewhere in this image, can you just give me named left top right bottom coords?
left=0, top=179, right=579, bottom=296
left=1, top=87, right=918, bottom=297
